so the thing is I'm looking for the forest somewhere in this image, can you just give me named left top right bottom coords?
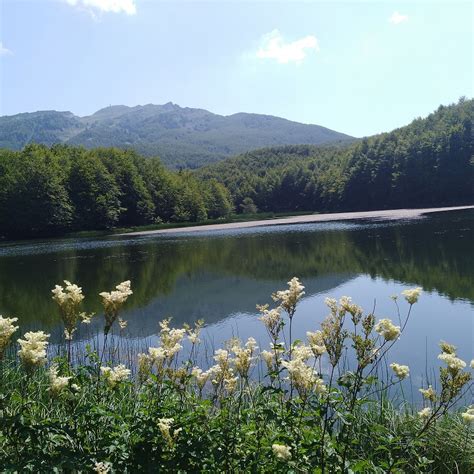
left=0, top=98, right=472, bottom=239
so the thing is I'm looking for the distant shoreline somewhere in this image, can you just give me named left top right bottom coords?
left=118, top=205, right=474, bottom=237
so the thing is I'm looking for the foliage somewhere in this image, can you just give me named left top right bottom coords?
left=0, top=279, right=473, bottom=472
left=198, top=98, right=474, bottom=212
left=0, top=145, right=233, bottom=238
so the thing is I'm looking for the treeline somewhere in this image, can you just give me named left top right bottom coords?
left=0, top=145, right=232, bottom=238
left=0, top=98, right=472, bottom=239
left=198, top=97, right=474, bottom=212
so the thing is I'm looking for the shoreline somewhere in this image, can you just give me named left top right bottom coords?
left=118, top=204, right=474, bottom=236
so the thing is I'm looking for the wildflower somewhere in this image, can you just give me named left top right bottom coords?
left=224, top=375, right=239, bottom=393
left=49, top=364, right=71, bottom=396
left=52, top=281, right=85, bottom=341
left=281, top=358, right=326, bottom=396
left=118, top=318, right=128, bottom=330
left=99, top=280, right=133, bottom=334
left=272, top=277, right=305, bottom=316
left=461, top=406, right=474, bottom=424
left=214, top=348, right=230, bottom=367
left=231, top=338, right=257, bottom=378
left=185, top=319, right=203, bottom=344
left=471, top=360, right=474, bottom=369
left=438, top=352, right=466, bottom=371
left=292, top=343, right=313, bottom=362
left=325, top=297, right=338, bottom=314
left=158, top=418, right=181, bottom=448
left=261, top=350, right=274, bottom=370
left=80, top=312, right=94, bottom=324
left=439, top=341, right=456, bottom=355
left=0, top=316, right=19, bottom=358
left=158, top=321, right=186, bottom=360
left=17, top=331, right=50, bottom=371
left=375, top=318, right=400, bottom=341
left=100, top=364, right=131, bottom=388
left=390, top=363, right=410, bottom=379
left=339, top=296, right=363, bottom=321
left=418, top=407, right=432, bottom=419
left=272, top=443, right=292, bottom=460
left=306, top=330, right=326, bottom=356
left=192, top=367, right=210, bottom=390
left=401, top=287, right=422, bottom=304
left=419, top=385, right=437, bottom=402
left=137, top=353, right=153, bottom=382
left=258, top=305, right=283, bottom=339
left=94, top=461, right=112, bottom=474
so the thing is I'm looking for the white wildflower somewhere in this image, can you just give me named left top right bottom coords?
left=49, top=364, right=71, bottom=396
left=418, top=407, right=432, bottom=419
left=419, top=385, right=437, bottom=402
left=94, top=461, right=112, bottom=473
left=375, top=319, right=400, bottom=341
left=306, top=330, right=326, bottom=356
left=100, top=364, right=131, bottom=388
left=272, top=277, right=305, bottom=315
left=17, top=331, right=50, bottom=371
left=390, top=363, right=410, bottom=379
left=438, top=352, right=466, bottom=371
left=461, top=406, right=474, bottom=424
left=0, top=316, right=19, bottom=357
left=272, top=443, right=292, bottom=460
left=401, top=287, right=422, bottom=304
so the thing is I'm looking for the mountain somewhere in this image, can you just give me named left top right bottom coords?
left=0, top=103, right=354, bottom=168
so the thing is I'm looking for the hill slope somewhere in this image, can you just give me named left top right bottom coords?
left=198, top=98, right=474, bottom=211
left=0, top=103, right=353, bottom=168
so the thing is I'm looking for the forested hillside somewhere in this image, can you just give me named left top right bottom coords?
left=0, top=145, right=233, bottom=238
left=0, top=99, right=471, bottom=239
left=0, top=103, right=352, bottom=168
left=198, top=98, right=474, bottom=212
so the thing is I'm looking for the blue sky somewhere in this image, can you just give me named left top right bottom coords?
left=0, top=0, right=472, bottom=137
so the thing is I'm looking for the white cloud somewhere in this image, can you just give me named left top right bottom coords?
left=389, top=11, right=408, bottom=25
left=65, top=0, right=137, bottom=16
left=256, top=29, right=319, bottom=64
left=0, top=42, right=13, bottom=56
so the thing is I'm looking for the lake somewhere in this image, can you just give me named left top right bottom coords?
left=1, top=209, right=473, bottom=390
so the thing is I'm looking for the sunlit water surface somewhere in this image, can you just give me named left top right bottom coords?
left=1, top=210, right=473, bottom=395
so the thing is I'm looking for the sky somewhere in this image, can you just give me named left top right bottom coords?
left=0, top=0, right=472, bottom=137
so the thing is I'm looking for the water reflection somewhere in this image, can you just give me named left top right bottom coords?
left=0, top=210, right=472, bottom=353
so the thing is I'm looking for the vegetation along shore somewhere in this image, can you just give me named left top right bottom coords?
left=0, top=278, right=473, bottom=472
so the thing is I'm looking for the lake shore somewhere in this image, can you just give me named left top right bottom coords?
left=119, top=204, right=474, bottom=236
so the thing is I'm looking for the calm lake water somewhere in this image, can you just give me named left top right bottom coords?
left=1, top=209, right=473, bottom=389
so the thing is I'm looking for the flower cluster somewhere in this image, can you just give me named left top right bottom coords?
left=17, top=331, right=50, bottom=371
left=419, top=385, right=437, bottom=402
left=418, top=407, right=432, bottom=419
left=272, top=443, right=292, bottom=460
left=230, top=337, right=258, bottom=378
left=94, top=461, right=112, bottom=473
left=158, top=418, right=182, bottom=448
left=375, top=318, right=400, bottom=341
left=390, top=363, right=410, bottom=379
left=51, top=280, right=85, bottom=340
left=306, top=330, right=326, bottom=357
left=272, top=277, right=305, bottom=316
left=281, top=353, right=326, bottom=398
left=401, top=287, right=422, bottom=305
left=99, top=281, right=133, bottom=334
left=49, top=364, right=72, bottom=396
left=258, top=305, right=282, bottom=340
left=0, top=315, right=19, bottom=358
left=461, top=406, right=474, bottom=424
left=100, top=364, right=131, bottom=388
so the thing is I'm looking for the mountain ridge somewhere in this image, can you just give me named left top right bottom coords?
left=0, top=103, right=354, bottom=168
